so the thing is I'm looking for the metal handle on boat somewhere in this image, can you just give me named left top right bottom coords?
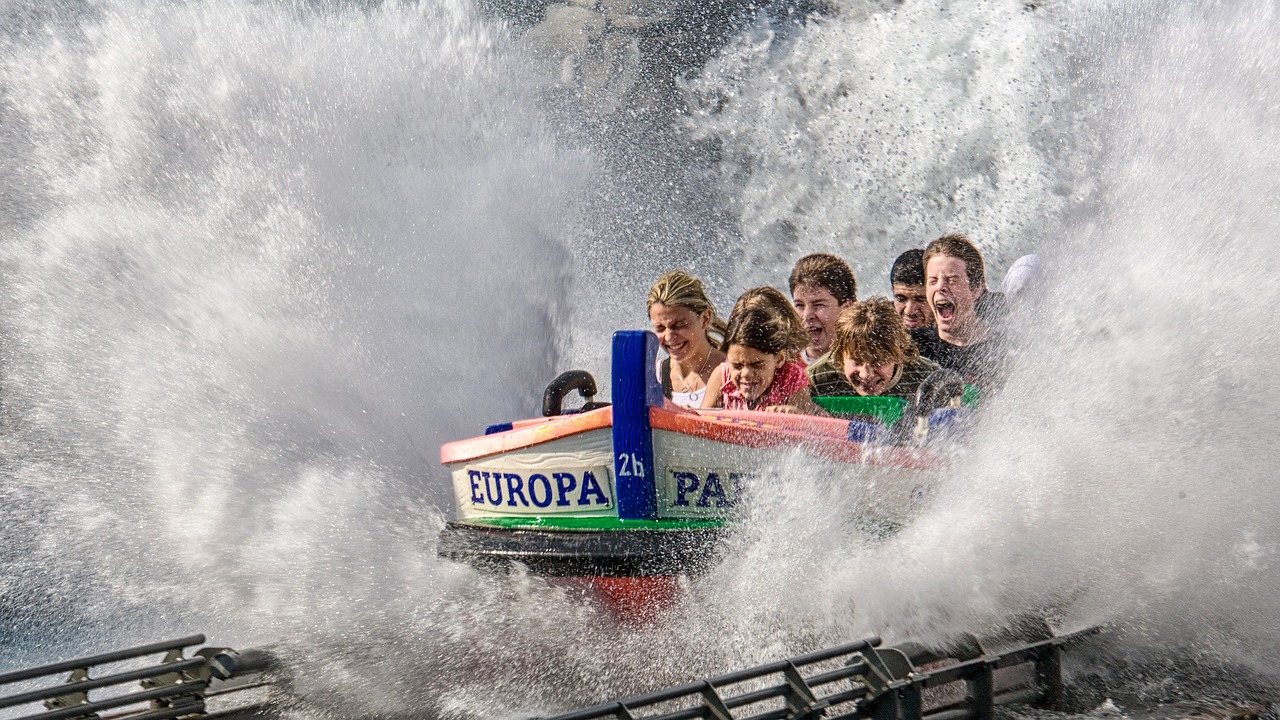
left=914, top=369, right=966, bottom=418
left=912, top=369, right=969, bottom=445
left=543, top=370, right=607, bottom=416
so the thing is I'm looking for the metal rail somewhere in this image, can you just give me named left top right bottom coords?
left=0, top=636, right=276, bottom=720
left=541, top=627, right=1099, bottom=720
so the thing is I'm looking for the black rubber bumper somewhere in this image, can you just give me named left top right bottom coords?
left=436, top=521, right=726, bottom=577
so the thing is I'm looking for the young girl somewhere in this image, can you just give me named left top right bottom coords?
left=647, top=270, right=728, bottom=408
left=701, top=307, right=819, bottom=413
left=727, top=286, right=808, bottom=365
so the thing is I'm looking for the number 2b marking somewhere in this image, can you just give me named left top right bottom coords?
left=617, top=452, right=646, bottom=477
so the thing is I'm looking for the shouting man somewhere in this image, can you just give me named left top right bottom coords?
left=788, top=253, right=857, bottom=396
left=914, top=233, right=1006, bottom=387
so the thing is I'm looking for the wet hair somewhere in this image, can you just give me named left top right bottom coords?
left=832, top=297, right=920, bottom=367
left=647, top=269, right=727, bottom=347
left=890, top=249, right=926, bottom=287
left=720, top=307, right=798, bottom=356
left=923, top=233, right=986, bottom=290
left=788, top=253, right=858, bottom=304
left=728, top=287, right=809, bottom=355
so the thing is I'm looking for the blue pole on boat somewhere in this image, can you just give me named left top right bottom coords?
left=611, top=330, right=662, bottom=521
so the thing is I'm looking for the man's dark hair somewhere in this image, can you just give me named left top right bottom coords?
left=890, top=249, right=926, bottom=287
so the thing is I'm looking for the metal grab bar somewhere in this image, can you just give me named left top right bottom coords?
left=0, top=636, right=275, bottom=720
left=543, top=370, right=607, bottom=416
left=0, top=636, right=207, bottom=686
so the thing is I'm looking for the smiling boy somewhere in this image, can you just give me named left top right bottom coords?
left=788, top=253, right=858, bottom=396
left=834, top=299, right=939, bottom=399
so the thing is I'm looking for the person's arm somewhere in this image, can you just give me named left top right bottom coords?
left=700, top=364, right=725, bottom=409
left=766, top=386, right=824, bottom=415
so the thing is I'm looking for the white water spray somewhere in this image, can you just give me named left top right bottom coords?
left=671, top=0, right=1280, bottom=694
left=0, top=0, right=588, bottom=656
left=680, top=0, right=1084, bottom=290
left=1, top=0, right=1278, bottom=716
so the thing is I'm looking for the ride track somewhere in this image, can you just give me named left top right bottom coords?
left=0, top=625, right=1114, bottom=720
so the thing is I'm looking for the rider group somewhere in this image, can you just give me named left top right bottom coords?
left=646, top=233, right=1041, bottom=414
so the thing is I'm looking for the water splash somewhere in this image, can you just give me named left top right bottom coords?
left=1, top=0, right=1278, bottom=716
left=670, top=0, right=1280, bottom=696
left=0, top=0, right=588, bottom=656
left=680, top=0, right=1089, bottom=291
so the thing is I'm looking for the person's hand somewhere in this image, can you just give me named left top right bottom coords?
left=764, top=405, right=799, bottom=413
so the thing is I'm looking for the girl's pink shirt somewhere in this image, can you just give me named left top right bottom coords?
left=719, top=360, right=809, bottom=411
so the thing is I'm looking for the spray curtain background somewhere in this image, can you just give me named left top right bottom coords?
left=0, top=0, right=592, bottom=659
left=673, top=0, right=1280, bottom=691
left=677, top=0, right=1083, bottom=292
left=0, top=0, right=1277, bottom=717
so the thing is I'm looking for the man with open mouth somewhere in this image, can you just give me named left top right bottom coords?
left=913, top=233, right=1007, bottom=388
left=788, top=252, right=858, bottom=396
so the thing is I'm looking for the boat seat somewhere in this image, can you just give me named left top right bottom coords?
left=927, top=407, right=975, bottom=441
left=846, top=419, right=887, bottom=444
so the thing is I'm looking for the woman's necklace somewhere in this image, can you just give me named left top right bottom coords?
left=676, top=351, right=714, bottom=394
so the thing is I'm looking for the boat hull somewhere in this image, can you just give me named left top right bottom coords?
left=437, top=331, right=938, bottom=607
left=436, top=521, right=725, bottom=576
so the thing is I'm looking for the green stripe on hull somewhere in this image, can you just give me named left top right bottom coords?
left=463, top=516, right=726, bottom=531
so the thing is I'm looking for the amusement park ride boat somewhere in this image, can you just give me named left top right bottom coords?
left=436, top=330, right=967, bottom=618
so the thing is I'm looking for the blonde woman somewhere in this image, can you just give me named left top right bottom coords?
left=647, top=270, right=728, bottom=408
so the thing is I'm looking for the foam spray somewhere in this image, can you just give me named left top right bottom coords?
left=0, top=0, right=1277, bottom=717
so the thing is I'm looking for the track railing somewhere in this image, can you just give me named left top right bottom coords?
left=0, top=635, right=274, bottom=720
left=541, top=627, right=1098, bottom=720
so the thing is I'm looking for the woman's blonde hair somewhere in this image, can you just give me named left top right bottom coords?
left=833, top=297, right=919, bottom=366
left=725, top=286, right=809, bottom=356
left=647, top=270, right=727, bottom=347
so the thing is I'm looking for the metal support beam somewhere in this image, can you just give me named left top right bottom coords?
left=968, top=662, right=995, bottom=720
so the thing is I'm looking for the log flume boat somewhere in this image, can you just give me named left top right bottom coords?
left=436, top=330, right=947, bottom=620
left=2, top=334, right=1264, bottom=719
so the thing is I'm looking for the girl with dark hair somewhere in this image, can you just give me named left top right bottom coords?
left=701, top=306, right=819, bottom=413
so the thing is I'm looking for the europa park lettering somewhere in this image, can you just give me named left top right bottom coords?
left=669, top=470, right=752, bottom=508
left=468, top=469, right=611, bottom=509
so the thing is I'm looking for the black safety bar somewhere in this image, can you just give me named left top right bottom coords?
left=545, top=637, right=881, bottom=720
left=539, top=628, right=1099, bottom=720
left=0, top=636, right=207, bottom=687
left=0, top=635, right=275, bottom=720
